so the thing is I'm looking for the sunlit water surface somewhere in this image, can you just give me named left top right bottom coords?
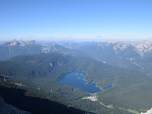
left=59, top=70, right=103, bottom=93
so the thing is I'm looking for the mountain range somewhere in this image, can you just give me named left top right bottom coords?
left=77, top=40, right=152, bottom=61
left=76, top=40, right=152, bottom=76
left=2, top=39, right=152, bottom=61
left=1, top=39, right=152, bottom=76
left=0, top=39, right=86, bottom=61
left=1, top=39, right=152, bottom=113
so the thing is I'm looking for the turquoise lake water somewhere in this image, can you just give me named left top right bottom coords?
left=58, top=70, right=103, bottom=93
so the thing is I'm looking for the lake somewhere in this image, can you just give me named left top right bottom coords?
left=104, top=85, right=113, bottom=89
left=58, top=70, right=103, bottom=93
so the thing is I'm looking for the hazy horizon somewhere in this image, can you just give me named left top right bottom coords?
left=1, top=38, right=152, bottom=44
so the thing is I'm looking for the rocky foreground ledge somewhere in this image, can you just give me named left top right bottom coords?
left=141, top=108, right=152, bottom=114
left=0, top=95, right=31, bottom=114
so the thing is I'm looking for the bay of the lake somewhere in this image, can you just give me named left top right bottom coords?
left=58, top=70, right=102, bottom=93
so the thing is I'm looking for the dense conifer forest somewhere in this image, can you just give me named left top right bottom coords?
left=0, top=53, right=152, bottom=113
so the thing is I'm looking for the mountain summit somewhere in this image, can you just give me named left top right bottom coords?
left=106, top=40, right=152, bottom=56
left=0, top=39, right=86, bottom=61
left=3, top=39, right=39, bottom=47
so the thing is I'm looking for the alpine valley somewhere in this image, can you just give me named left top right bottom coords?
left=1, top=40, right=152, bottom=114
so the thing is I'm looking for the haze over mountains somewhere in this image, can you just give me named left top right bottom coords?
left=1, top=39, right=152, bottom=114
left=1, top=39, right=152, bottom=76
left=0, top=39, right=86, bottom=61
left=2, top=39, right=152, bottom=60
left=63, top=40, right=152, bottom=76
left=77, top=40, right=152, bottom=61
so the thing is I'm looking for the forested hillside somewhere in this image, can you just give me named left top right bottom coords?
left=0, top=53, right=152, bottom=114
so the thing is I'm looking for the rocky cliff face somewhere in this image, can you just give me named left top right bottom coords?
left=3, top=39, right=40, bottom=47
left=133, top=40, right=152, bottom=56
left=4, top=39, right=152, bottom=59
left=0, top=95, right=31, bottom=114
left=76, top=40, right=152, bottom=75
left=0, top=40, right=86, bottom=61
left=106, top=40, right=152, bottom=57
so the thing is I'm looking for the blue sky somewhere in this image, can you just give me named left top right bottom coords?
left=0, top=0, right=152, bottom=42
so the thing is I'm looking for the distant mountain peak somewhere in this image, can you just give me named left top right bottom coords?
left=105, top=40, right=152, bottom=56
left=3, top=39, right=22, bottom=46
left=106, top=40, right=118, bottom=44
left=9, top=39, right=18, bottom=46
left=25, top=40, right=39, bottom=45
left=132, top=40, right=152, bottom=56
left=3, top=39, right=40, bottom=47
left=133, top=40, right=151, bottom=45
left=113, top=43, right=131, bottom=52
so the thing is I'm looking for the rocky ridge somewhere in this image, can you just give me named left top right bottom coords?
left=0, top=39, right=87, bottom=61
left=3, top=39, right=40, bottom=47
left=105, top=40, right=152, bottom=57
left=0, top=95, right=31, bottom=114
left=4, top=39, right=152, bottom=57
left=141, top=108, right=152, bottom=114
